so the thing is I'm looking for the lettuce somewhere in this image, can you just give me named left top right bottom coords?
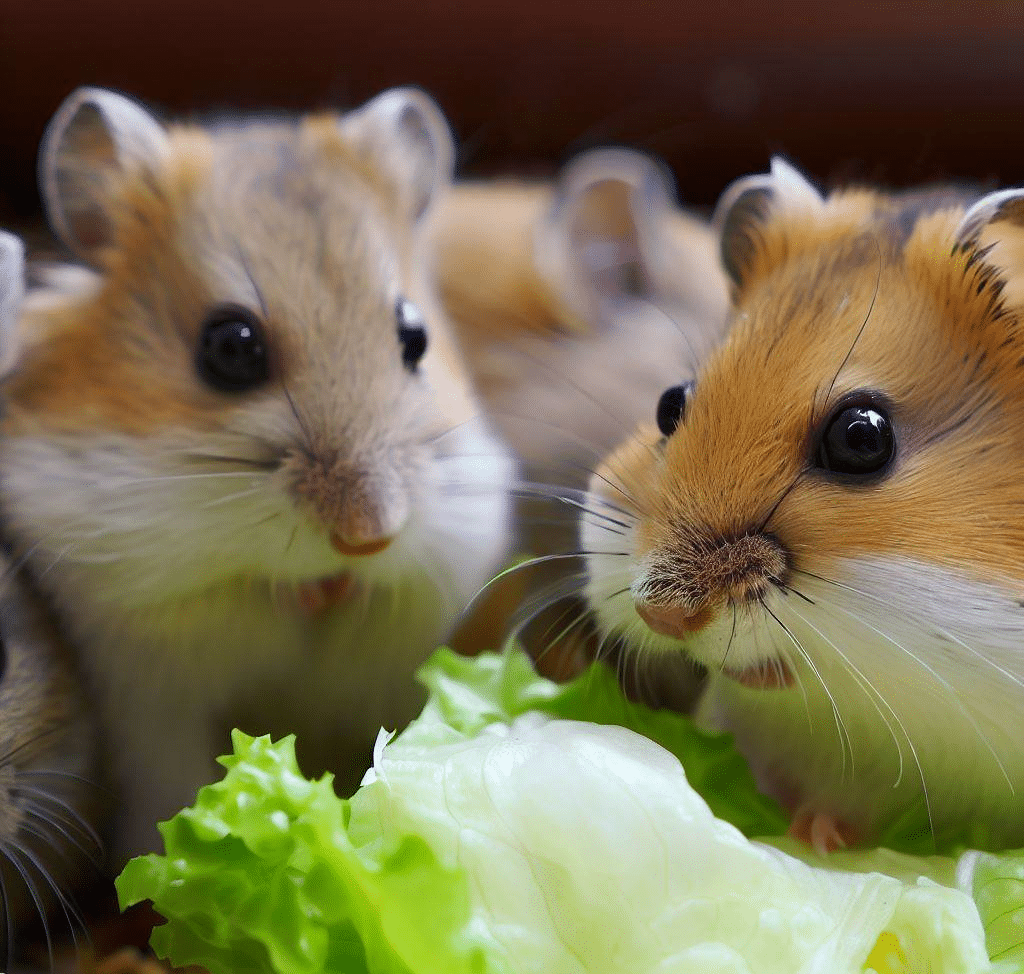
left=117, top=648, right=1017, bottom=974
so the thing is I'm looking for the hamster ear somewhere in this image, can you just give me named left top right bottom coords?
left=39, top=86, right=168, bottom=262
left=341, top=87, right=454, bottom=223
left=0, top=231, right=25, bottom=335
left=714, top=156, right=824, bottom=291
left=954, top=188, right=1024, bottom=250
left=538, top=148, right=676, bottom=322
left=0, top=232, right=25, bottom=368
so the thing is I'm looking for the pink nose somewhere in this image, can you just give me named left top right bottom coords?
left=330, top=532, right=393, bottom=557
left=635, top=602, right=715, bottom=639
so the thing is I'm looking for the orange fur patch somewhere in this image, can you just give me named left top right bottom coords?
left=594, top=189, right=1024, bottom=595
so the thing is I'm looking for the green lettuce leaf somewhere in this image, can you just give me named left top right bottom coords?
left=117, top=647, right=1014, bottom=974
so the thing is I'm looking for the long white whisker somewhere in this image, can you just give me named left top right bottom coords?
left=795, top=567, right=1024, bottom=692
left=784, top=600, right=935, bottom=840
left=3, top=844, right=53, bottom=971
left=826, top=597, right=1014, bottom=796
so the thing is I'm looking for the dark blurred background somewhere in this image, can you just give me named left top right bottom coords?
left=3, top=0, right=1024, bottom=223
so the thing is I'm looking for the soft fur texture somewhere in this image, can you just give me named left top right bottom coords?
left=431, top=151, right=728, bottom=694
left=0, top=232, right=102, bottom=963
left=0, top=89, right=513, bottom=862
left=584, top=161, right=1024, bottom=847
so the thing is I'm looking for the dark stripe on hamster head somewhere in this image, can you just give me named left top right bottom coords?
left=874, top=185, right=986, bottom=252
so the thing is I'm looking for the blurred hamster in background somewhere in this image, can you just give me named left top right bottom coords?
left=0, top=86, right=513, bottom=864
left=433, top=149, right=729, bottom=696
left=583, top=157, right=1024, bottom=851
left=0, top=232, right=105, bottom=970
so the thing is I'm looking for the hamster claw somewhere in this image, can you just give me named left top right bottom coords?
left=788, top=809, right=858, bottom=854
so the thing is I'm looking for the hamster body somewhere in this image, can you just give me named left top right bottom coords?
left=583, top=159, right=1024, bottom=848
left=0, top=89, right=512, bottom=862
left=432, top=153, right=728, bottom=689
left=0, top=232, right=103, bottom=963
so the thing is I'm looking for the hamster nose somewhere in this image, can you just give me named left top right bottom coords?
left=330, top=532, right=393, bottom=557
left=635, top=601, right=715, bottom=639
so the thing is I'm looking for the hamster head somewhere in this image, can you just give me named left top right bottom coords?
left=0, top=88, right=511, bottom=615
left=583, top=159, right=1024, bottom=841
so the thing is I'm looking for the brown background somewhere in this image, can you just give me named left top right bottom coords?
left=3, top=0, right=1024, bottom=222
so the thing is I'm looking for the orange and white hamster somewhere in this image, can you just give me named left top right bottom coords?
left=0, top=231, right=103, bottom=963
left=0, top=88, right=512, bottom=862
left=583, top=157, right=1024, bottom=849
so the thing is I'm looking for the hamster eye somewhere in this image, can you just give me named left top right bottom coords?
left=396, top=299, right=428, bottom=372
left=816, top=402, right=895, bottom=476
left=197, top=305, right=270, bottom=392
left=656, top=382, right=693, bottom=437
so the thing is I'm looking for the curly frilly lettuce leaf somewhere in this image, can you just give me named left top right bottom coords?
left=118, top=647, right=1009, bottom=974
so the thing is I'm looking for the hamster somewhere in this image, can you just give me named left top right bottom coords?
left=435, top=148, right=728, bottom=496
left=582, top=157, right=1024, bottom=850
left=432, top=151, right=728, bottom=690
left=0, top=87, right=513, bottom=863
left=0, top=232, right=103, bottom=967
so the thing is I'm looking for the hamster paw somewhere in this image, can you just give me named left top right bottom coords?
left=788, top=810, right=859, bottom=854
left=89, top=947, right=206, bottom=974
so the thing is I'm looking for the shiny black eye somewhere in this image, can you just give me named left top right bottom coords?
left=816, top=403, right=895, bottom=476
left=656, top=382, right=693, bottom=437
left=396, top=299, right=427, bottom=372
left=196, top=305, right=270, bottom=392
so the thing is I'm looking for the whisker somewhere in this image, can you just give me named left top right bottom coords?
left=817, top=233, right=883, bottom=422
left=14, top=825, right=91, bottom=951
left=823, top=595, right=1013, bottom=796
left=639, top=297, right=707, bottom=376
left=784, top=600, right=935, bottom=842
left=200, top=486, right=266, bottom=509
left=282, top=380, right=316, bottom=456
left=504, top=340, right=659, bottom=457
left=18, top=769, right=112, bottom=795
left=0, top=726, right=67, bottom=772
left=0, top=859, right=12, bottom=974
left=21, top=788, right=104, bottom=852
left=111, top=470, right=262, bottom=485
left=182, top=451, right=281, bottom=472
left=3, top=845, right=54, bottom=972
left=762, top=599, right=850, bottom=775
left=22, top=804, right=104, bottom=869
left=794, top=567, right=1024, bottom=692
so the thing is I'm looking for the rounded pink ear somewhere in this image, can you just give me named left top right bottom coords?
left=713, top=157, right=824, bottom=291
left=537, top=147, right=676, bottom=322
left=340, top=87, right=454, bottom=224
left=38, top=86, right=168, bottom=263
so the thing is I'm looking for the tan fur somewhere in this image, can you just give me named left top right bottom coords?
left=586, top=171, right=1024, bottom=844
left=0, top=89, right=513, bottom=863
left=605, top=196, right=1024, bottom=585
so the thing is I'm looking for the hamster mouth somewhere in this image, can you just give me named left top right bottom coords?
left=724, top=659, right=795, bottom=690
left=275, top=572, right=358, bottom=615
